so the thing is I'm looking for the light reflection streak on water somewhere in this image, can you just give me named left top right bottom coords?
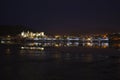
left=0, top=42, right=114, bottom=60
left=19, top=42, right=111, bottom=57
left=1, top=42, right=120, bottom=63
left=19, top=42, right=110, bottom=61
left=21, top=46, right=44, bottom=50
left=19, top=49, right=111, bottom=63
left=18, top=42, right=120, bottom=61
left=23, top=42, right=109, bottom=48
left=5, top=48, right=11, bottom=55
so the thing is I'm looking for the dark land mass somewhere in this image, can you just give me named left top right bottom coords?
left=0, top=25, right=32, bottom=36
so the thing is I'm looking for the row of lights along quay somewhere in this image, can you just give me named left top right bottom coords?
left=20, top=31, right=109, bottom=43
left=0, top=31, right=120, bottom=44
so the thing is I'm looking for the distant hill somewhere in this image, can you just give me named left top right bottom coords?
left=0, top=25, right=32, bottom=36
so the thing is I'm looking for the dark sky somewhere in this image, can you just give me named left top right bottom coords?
left=0, top=0, right=120, bottom=34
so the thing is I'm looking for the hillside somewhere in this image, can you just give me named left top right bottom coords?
left=0, top=25, right=32, bottom=36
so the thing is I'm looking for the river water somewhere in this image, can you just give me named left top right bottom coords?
left=0, top=42, right=120, bottom=80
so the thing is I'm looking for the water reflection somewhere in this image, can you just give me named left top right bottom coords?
left=16, top=42, right=119, bottom=63
left=110, top=43, right=120, bottom=49
left=1, top=42, right=120, bottom=56
left=5, top=48, right=11, bottom=55
left=22, top=42, right=109, bottom=48
left=21, top=46, right=44, bottom=50
left=1, top=42, right=120, bottom=80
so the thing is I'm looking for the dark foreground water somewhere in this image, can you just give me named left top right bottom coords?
left=0, top=42, right=120, bottom=80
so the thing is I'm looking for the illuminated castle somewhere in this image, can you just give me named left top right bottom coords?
left=21, top=31, right=46, bottom=39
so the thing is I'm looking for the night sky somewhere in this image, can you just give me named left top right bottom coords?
left=0, top=0, right=120, bottom=34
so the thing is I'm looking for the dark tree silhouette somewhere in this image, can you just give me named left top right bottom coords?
left=0, top=25, right=32, bottom=36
